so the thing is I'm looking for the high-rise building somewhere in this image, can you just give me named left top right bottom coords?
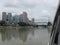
left=32, top=18, right=34, bottom=23
left=19, top=12, right=29, bottom=23
left=23, top=12, right=27, bottom=18
left=2, top=12, right=7, bottom=21
left=19, top=14, right=23, bottom=22
left=31, top=18, right=35, bottom=25
left=6, top=13, right=12, bottom=23
left=13, top=15, right=19, bottom=23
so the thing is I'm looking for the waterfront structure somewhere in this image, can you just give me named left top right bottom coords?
left=19, top=12, right=36, bottom=25
left=31, top=18, right=35, bottom=25
left=6, top=13, right=12, bottom=23
left=32, top=18, right=34, bottom=22
left=19, top=14, right=23, bottom=22
left=13, top=15, right=19, bottom=24
left=2, top=11, right=35, bottom=26
left=19, top=12, right=29, bottom=24
left=2, top=12, right=7, bottom=21
left=35, top=18, right=48, bottom=26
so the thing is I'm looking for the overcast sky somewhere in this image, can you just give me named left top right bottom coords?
left=0, top=0, right=59, bottom=22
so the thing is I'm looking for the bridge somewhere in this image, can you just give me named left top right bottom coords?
left=35, top=18, right=48, bottom=26
left=35, top=22, right=48, bottom=26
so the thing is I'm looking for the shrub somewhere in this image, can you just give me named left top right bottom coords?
left=48, top=22, right=52, bottom=26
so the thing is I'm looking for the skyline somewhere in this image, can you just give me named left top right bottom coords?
left=1, top=11, right=49, bottom=20
left=0, top=0, right=59, bottom=22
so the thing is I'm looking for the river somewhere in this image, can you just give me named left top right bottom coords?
left=0, top=26, right=51, bottom=45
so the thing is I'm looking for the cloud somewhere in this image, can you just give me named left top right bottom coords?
left=0, top=0, right=59, bottom=21
left=4, top=0, right=38, bottom=8
left=4, top=4, right=18, bottom=8
left=3, top=0, right=58, bottom=9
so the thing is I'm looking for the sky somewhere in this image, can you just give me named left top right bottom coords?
left=0, top=0, right=59, bottom=22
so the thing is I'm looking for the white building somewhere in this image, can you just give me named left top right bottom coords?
left=19, top=12, right=29, bottom=24
left=2, top=12, right=7, bottom=21
left=19, top=12, right=36, bottom=25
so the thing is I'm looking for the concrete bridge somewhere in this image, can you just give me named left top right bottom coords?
left=35, top=22, right=48, bottom=26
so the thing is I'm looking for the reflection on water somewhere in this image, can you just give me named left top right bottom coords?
left=0, top=27, right=35, bottom=42
left=0, top=26, right=51, bottom=45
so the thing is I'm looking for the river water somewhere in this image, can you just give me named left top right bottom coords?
left=0, top=26, right=51, bottom=45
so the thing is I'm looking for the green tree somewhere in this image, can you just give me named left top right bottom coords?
left=18, top=22, right=30, bottom=26
left=0, top=21, right=6, bottom=26
left=48, top=22, right=52, bottom=26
